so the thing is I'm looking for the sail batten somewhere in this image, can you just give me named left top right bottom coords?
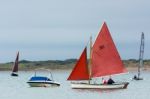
left=67, top=47, right=89, bottom=80
left=91, top=22, right=127, bottom=78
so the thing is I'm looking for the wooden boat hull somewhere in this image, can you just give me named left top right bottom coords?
left=70, top=82, right=129, bottom=89
left=27, top=81, right=60, bottom=87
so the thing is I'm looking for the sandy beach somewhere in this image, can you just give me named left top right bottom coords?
left=127, top=66, right=150, bottom=71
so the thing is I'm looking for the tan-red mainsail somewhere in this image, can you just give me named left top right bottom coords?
left=91, top=22, right=127, bottom=78
left=67, top=47, right=89, bottom=80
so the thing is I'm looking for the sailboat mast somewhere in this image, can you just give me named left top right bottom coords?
left=88, top=36, right=92, bottom=84
left=138, top=32, right=144, bottom=78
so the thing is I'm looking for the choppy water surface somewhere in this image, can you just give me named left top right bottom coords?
left=0, top=70, right=150, bottom=99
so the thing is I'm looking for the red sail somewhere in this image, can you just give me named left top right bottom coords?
left=12, top=52, right=19, bottom=72
left=67, top=47, right=89, bottom=80
left=91, top=22, right=127, bottom=78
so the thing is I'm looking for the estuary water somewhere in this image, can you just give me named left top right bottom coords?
left=0, top=70, right=149, bottom=99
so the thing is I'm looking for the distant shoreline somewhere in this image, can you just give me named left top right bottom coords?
left=0, top=59, right=149, bottom=71
left=126, top=67, right=150, bottom=71
left=0, top=67, right=149, bottom=72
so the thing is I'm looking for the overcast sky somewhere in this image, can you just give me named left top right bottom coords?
left=0, top=0, right=149, bottom=62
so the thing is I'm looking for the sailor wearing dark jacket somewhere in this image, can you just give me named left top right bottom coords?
left=107, top=76, right=115, bottom=84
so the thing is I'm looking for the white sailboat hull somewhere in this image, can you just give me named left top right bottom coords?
left=27, top=81, right=60, bottom=87
left=132, top=77, right=143, bottom=80
left=70, top=82, right=129, bottom=89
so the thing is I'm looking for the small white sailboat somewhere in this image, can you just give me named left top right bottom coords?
left=67, top=22, right=129, bottom=89
left=27, top=69, right=60, bottom=87
left=11, top=52, right=19, bottom=76
left=133, top=32, right=144, bottom=80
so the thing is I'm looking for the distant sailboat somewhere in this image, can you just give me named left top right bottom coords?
left=11, top=52, right=19, bottom=76
left=133, top=32, right=144, bottom=80
left=67, top=22, right=129, bottom=89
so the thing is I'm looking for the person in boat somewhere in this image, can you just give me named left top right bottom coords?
left=107, top=76, right=115, bottom=84
left=102, top=78, right=107, bottom=84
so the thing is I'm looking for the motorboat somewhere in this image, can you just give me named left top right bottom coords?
left=27, top=69, right=60, bottom=87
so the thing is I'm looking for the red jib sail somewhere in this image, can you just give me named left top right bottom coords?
left=91, top=22, right=127, bottom=78
left=12, top=52, right=19, bottom=72
left=67, top=47, right=89, bottom=80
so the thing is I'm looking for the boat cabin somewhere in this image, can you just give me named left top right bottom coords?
left=29, top=76, right=52, bottom=81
